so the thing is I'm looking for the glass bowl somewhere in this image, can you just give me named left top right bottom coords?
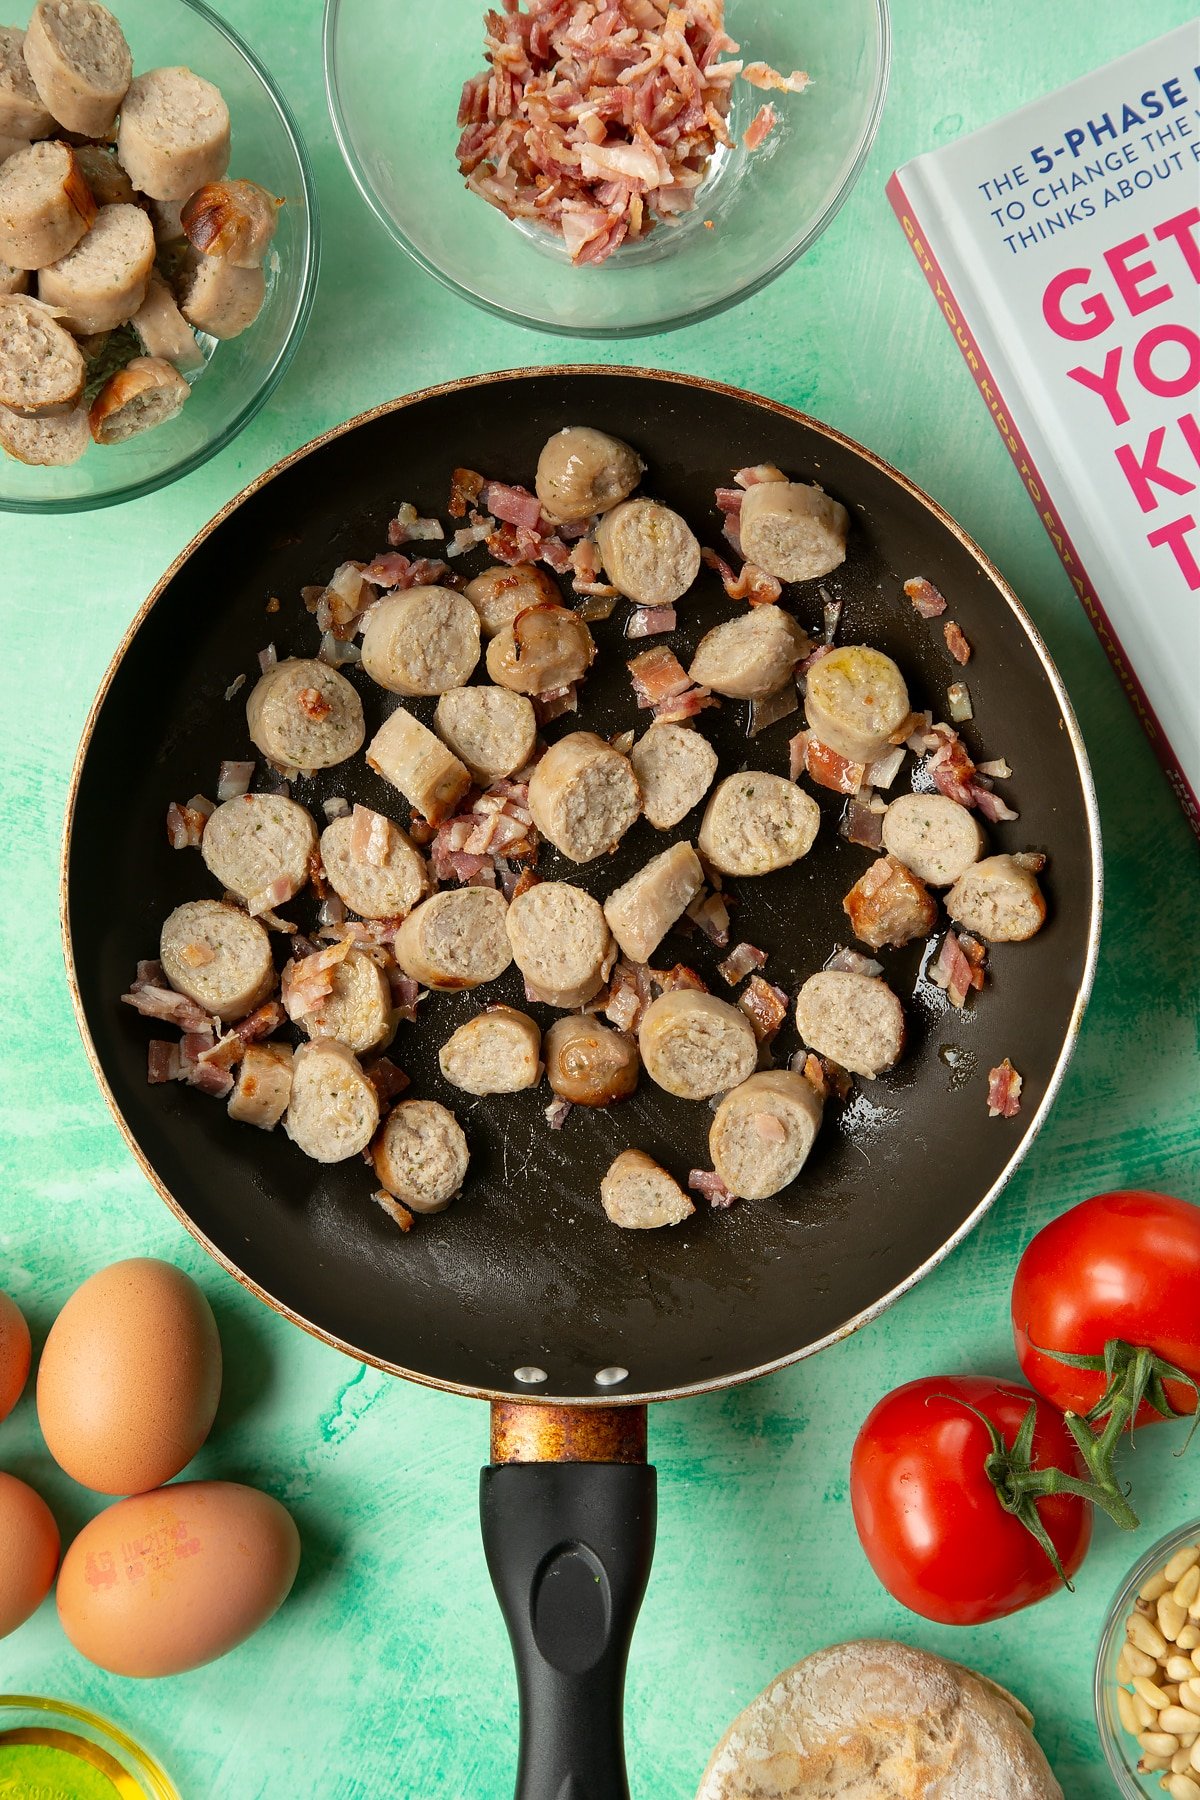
left=324, top=0, right=889, bottom=337
left=0, top=1695, right=179, bottom=1798
left=0, top=0, right=318, bottom=514
left=1095, top=1518, right=1200, bottom=1798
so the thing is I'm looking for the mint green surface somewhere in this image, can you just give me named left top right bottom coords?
left=2, top=3, right=1198, bottom=1796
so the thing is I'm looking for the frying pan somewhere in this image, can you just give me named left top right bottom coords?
left=62, top=368, right=1101, bottom=1799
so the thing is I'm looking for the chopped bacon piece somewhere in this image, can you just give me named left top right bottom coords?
left=734, top=464, right=788, bottom=488
left=718, top=941, right=767, bottom=986
left=533, top=684, right=580, bottom=725
left=198, top=1001, right=287, bottom=1071
left=978, top=758, right=1013, bottom=780
left=844, top=855, right=937, bottom=952
left=570, top=537, right=619, bottom=601
left=701, top=545, right=783, bottom=607
left=388, top=972, right=422, bottom=1022
left=749, top=684, right=799, bottom=738
left=738, top=975, right=789, bottom=1044
left=821, top=588, right=843, bottom=645
left=744, top=103, right=778, bottom=150
left=987, top=1058, right=1023, bottom=1119
left=924, top=723, right=1017, bottom=820
left=796, top=1051, right=854, bottom=1103
left=929, top=928, right=985, bottom=1010
left=864, top=745, right=906, bottom=790
left=628, top=645, right=691, bottom=709
left=298, top=687, right=331, bottom=723
left=825, top=947, right=883, bottom=978
left=626, top=606, right=677, bottom=639
left=364, top=1057, right=411, bottom=1105
left=593, top=958, right=654, bottom=1034
left=904, top=577, right=948, bottom=618
left=947, top=681, right=973, bottom=723
left=741, top=63, right=810, bottom=95
left=448, top=468, right=485, bottom=518
left=655, top=684, right=718, bottom=723
left=122, top=980, right=211, bottom=1032
left=258, top=642, right=277, bottom=673
left=281, top=937, right=353, bottom=1021
left=481, top=481, right=545, bottom=533
left=387, top=502, right=445, bottom=545
left=651, top=963, right=708, bottom=995
left=688, top=1168, right=736, bottom=1209
left=147, top=1040, right=181, bottom=1084
left=351, top=804, right=394, bottom=868
left=791, top=729, right=866, bottom=796
left=944, top=620, right=972, bottom=665
left=972, top=785, right=1020, bottom=824
left=224, top=672, right=246, bottom=701
left=247, top=876, right=296, bottom=919
left=688, top=892, right=731, bottom=947
left=361, top=551, right=452, bottom=591
left=840, top=795, right=885, bottom=850
left=1014, top=851, right=1047, bottom=873
left=545, top=1097, right=573, bottom=1131
left=217, top=761, right=254, bottom=802
left=166, top=799, right=209, bottom=850
left=715, top=486, right=744, bottom=554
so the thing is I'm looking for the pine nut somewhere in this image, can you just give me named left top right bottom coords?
left=1138, top=1677, right=1175, bottom=1711
left=1136, top=1694, right=1160, bottom=1729
left=1176, top=1568, right=1200, bottom=1610
left=1161, top=1709, right=1200, bottom=1736
left=1166, top=1547, right=1200, bottom=1585
left=1163, top=1597, right=1190, bottom=1642
left=1128, top=1645, right=1167, bottom=1676
left=1140, top=1753, right=1170, bottom=1772
left=1177, top=1626, right=1200, bottom=1649
left=1167, top=1775, right=1200, bottom=1800
left=1142, top=1731, right=1182, bottom=1757
left=1169, top=1657, right=1197, bottom=1683
left=1144, top=1572, right=1175, bottom=1602
left=1122, top=1688, right=1147, bottom=1734
left=1182, top=1680, right=1200, bottom=1714
left=1191, top=1740, right=1200, bottom=1774
left=1176, top=1746, right=1198, bottom=1774
left=1132, top=1614, right=1170, bottom=1657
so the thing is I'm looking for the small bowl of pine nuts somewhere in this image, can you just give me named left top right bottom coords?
left=1096, top=1521, right=1200, bottom=1799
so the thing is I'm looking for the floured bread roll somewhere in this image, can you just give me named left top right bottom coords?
left=695, top=1640, right=1062, bottom=1800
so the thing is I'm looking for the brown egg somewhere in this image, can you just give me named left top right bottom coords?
left=0, top=1471, right=60, bottom=1638
left=37, top=1259, right=222, bottom=1494
left=0, top=1289, right=31, bottom=1423
left=57, top=1480, right=300, bottom=1676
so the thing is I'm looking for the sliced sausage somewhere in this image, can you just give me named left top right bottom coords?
left=372, top=1098, right=468, bottom=1214
left=946, top=854, right=1046, bottom=943
left=794, top=970, right=905, bottom=1079
left=738, top=480, right=849, bottom=583
left=284, top=1038, right=379, bottom=1164
left=630, top=720, right=718, bottom=831
left=0, top=134, right=33, bottom=169
left=433, top=685, right=536, bottom=784
left=147, top=194, right=184, bottom=243
left=544, top=1015, right=639, bottom=1107
left=596, top=497, right=700, bottom=608
left=201, top=792, right=317, bottom=912
left=603, top=841, right=703, bottom=965
left=881, top=791, right=986, bottom=888
left=180, top=256, right=264, bottom=340
left=526, top=730, right=641, bottom=864
left=464, top=562, right=560, bottom=639
left=365, top=706, right=471, bottom=825
left=246, top=658, right=365, bottom=773
left=709, top=1070, right=824, bottom=1200
left=117, top=67, right=230, bottom=202
left=0, top=139, right=94, bottom=268
left=131, top=269, right=203, bottom=371
left=0, top=256, right=29, bottom=296
left=600, top=1150, right=693, bottom=1230
left=319, top=812, right=428, bottom=921
left=638, top=990, right=758, bottom=1101
left=486, top=602, right=595, bottom=696
left=535, top=426, right=642, bottom=525
left=39, top=202, right=154, bottom=333
left=843, top=854, right=938, bottom=951
left=227, top=1042, right=293, bottom=1131
left=688, top=605, right=809, bottom=700
left=299, top=949, right=393, bottom=1056
left=698, top=772, right=820, bottom=877
left=159, top=899, right=275, bottom=1023
left=393, top=887, right=512, bottom=990
left=23, top=0, right=131, bottom=137
left=89, top=354, right=189, bottom=442
left=73, top=143, right=135, bottom=208
left=0, top=27, right=53, bottom=139
left=505, top=880, right=615, bottom=1008
left=0, top=396, right=86, bottom=461
left=361, top=585, right=481, bottom=697
left=181, top=179, right=279, bottom=267
left=804, top=646, right=911, bottom=766
left=438, top=1006, right=542, bottom=1095
left=0, top=293, right=84, bottom=412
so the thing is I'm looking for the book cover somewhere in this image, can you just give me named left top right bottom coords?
left=887, top=23, right=1200, bottom=839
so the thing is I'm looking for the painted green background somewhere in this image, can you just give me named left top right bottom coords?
left=2, top=2, right=1198, bottom=1795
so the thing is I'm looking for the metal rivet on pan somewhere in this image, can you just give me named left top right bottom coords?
left=514, top=1366, right=548, bottom=1385
left=594, top=1367, right=629, bottom=1388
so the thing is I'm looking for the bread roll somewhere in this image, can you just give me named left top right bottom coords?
left=695, top=1639, right=1062, bottom=1799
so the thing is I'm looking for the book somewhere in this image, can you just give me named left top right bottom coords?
left=887, top=23, right=1200, bottom=840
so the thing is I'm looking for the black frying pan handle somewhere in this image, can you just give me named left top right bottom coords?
left=480, top=1406, right=656, bottom=1800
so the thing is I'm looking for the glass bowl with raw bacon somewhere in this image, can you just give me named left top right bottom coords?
left=323, top=0, right=890, bottom=336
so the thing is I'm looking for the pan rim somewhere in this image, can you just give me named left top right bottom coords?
left=59, top=365, right=1104, bottom=1407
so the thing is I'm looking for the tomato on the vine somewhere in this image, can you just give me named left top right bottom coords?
left=1012, top=1190, right=1200, bottom=1429
left=850, top=1375, right=1093, bottom=1626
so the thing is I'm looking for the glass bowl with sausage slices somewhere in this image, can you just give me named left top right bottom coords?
left=323, top=0, right=890, bottom=336
left=0, top=0, right=318, bottom=512
left=1097, top=1521, right=1200, bottom=1800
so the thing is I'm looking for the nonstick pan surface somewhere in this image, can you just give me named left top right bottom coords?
left=62, top=369, right=1101, bottom=1406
